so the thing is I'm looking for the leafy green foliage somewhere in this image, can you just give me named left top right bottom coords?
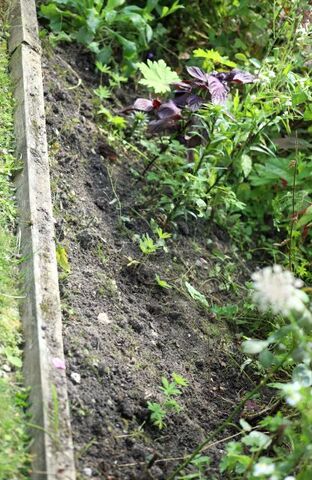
left=40, top=0, right=183, bottom=73
left=137, top=59, right=180, bottom=93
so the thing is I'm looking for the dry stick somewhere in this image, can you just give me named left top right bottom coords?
left=166, top=350, right=291, bottom=480
left=116, top=431, right=243, bottom=469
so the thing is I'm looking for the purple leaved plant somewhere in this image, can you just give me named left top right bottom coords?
left=123, top=66, right=257, bottom=144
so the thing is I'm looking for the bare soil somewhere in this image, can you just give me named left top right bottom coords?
left=42, top=43, right=254, bottom=480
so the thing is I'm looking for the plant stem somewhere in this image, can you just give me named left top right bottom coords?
left=288, top=134, right=298, bottom=271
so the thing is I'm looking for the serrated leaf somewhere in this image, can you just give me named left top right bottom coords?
left=193, top=48, right=236, bottom=68
left=172, top=372, right=189, bottom=387
left=137, top=60, right=180, bottom=93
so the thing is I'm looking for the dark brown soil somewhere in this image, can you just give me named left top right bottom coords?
left=42, top=43, right=254, bottom=480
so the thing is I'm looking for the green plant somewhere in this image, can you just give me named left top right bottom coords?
left=168, top=265, right=312, bottom=480
left=55, top=244, right=71, bottom=279
left=155, top=274, right=172, bottom=289
left=40, top=0, right=183, bottom=74
left=138, top=225, right=171, bottom=254
left=148, top=373, right=188, bottom=429
left=0, top=35, right=30, bottom=479
left=123, top=0, right=312, bottom=277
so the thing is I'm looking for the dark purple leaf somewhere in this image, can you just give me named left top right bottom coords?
left=157, top=100, right=181, bottom=119
left=213, top=71, right=229, bottom=82
left=186, top=66, right=208, bottom=84
left=188, top=94, right=204, bottom=111
left=148, top=116, right=181, bottom=133
left=173, top=93, right=203, bottom=111
left=206, top=75, right=229, bottom=105
left=228, top=69, right=257, bottom=84
left=132, top=98, right=155, bottom=111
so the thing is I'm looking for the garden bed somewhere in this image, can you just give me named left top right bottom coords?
left=42, top=44, right=256, bottom=480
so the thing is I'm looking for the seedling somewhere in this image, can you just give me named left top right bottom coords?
left=138, top=228, right=171, bottom=255
left=139, top=233, right=158, bottom=254
left=155, top=274, right=172, bottom=289
left=147, top=373, right=189, bottom=429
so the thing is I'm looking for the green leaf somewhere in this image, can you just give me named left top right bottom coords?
left=94, top=85, right=111, bottom=100
left=137, top=59, right=180, bottom=94
left=147, top=401, right=166, bottom=429
left=4, top=350, right=22, bottom=369
left=161, top=377, right=182, bottom=396
left=164, top=398, right=182, bottom=412
left=242, top=339, right=269, bottom=354
left=303, top=105, right=312, bottom=121
left=294, top=205, right=312, bottom=230
left=242, top=431, right=272, bottom=452
left=193, top=48, right=236, bottom=68
left=185, top=281, right=208, bottom=308
left=105, top=0, right=126, bottom=11
left=40, top=4, right=64, bottom=31
left=86, top=7, right=101, bottom=34
left=172, top=372, right=189, bottom=387
left=56, top=244, right=70, bottom=273
left=239, top=419, right=252, bottom=432
left=240, top=154, right=252, bottom=178
left=155, top=274, right=172, bottom=289
left=258, top=349, right=275, bottom=368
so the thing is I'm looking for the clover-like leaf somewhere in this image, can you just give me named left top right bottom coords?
left=137, top=59, right=181, bottom=93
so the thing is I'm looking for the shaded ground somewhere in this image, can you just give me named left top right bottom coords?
left=42, top=44, right=254, bottom=480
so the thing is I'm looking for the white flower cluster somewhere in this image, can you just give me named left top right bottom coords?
left=280, top=381, right=303, bottom=407
left=252, top=265, right=308, bottom=316
left=253, top=458, right=296, bottom=478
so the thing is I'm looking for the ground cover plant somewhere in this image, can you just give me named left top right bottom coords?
left=39, top=0, right=184, bottom=73
left=0, top=11, right=30, bottom=480
left=39, top=0, right=312, bottom=478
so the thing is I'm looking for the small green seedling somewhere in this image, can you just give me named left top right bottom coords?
left=138, top=227, right=172, bottom=255
left=139, top=233, right=158, bottom=254
left=155, top=274, right=172, bottom=289
left=147, top=373, right=189, bottom=429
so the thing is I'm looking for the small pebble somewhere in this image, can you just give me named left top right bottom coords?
left=70, top=372, right=81, bottom=384
left=82, top=467, right=92, bottom=477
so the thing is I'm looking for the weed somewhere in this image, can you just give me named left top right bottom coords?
left=155, top=274, right=172, bottom=289
left=147, top=373, right=188, bottom=429
left=39, top=0, right=183, bottom=74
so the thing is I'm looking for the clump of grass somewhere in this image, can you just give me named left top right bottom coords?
left=0, top=34, right=30, bottom=479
